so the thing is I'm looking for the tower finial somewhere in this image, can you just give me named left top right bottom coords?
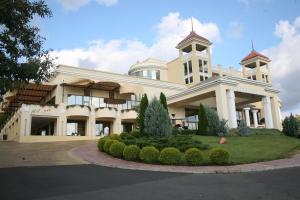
left=251, top=40, right=254, bottom=51
left=191, top=17, right=194, bottom=32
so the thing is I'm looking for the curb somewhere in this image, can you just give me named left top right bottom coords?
left=72, top=144, right=300, bottom=174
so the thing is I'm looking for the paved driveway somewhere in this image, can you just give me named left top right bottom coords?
left=0, top=141, right=93, bottom=168
left=0, top=164, right=300, bottom=200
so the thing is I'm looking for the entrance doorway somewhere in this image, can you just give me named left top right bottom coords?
left=95, top=121, right=111, bottom=136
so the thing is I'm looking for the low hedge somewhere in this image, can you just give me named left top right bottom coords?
left=209, top=148, right=230, bottom=165
left=184, top=148, right=203, bottom=165
left=103, top=139, right=115, bottom=153
left=123, top=145, right=140, bottom=161
left=97, top=137, right=108, bottom=152
left=139, top=146, right=159, bottom=164
left=159, top=147, right=182, bottom=165
left=109, top=141, right=126, bottom=158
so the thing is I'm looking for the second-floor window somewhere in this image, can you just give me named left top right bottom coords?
left=184, top=60, right=193, bottom=84
left=199, top=59, right=209, bottom=81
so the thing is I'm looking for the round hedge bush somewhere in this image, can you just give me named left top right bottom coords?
left=103, top=139, right=114, bottom=153
left=97, top=137, right=108, bottom=152
left=139, top=146, right=159, bottom=163
left=109, top=141, right=126, bottom=158
left=209, top=148, right=230, bottom=165
left=184, top=148, right=203, bottom=165
left=159, top=147, right=182, bottom=165
left=123, top=145, right=140, bottom=161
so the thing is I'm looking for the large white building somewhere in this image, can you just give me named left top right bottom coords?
left=0, top=31, right=282, bottom=142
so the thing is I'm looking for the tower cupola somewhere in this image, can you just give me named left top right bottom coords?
left=176, top=31, right=212, bottom=85
left=240, top=48, right=271, bottom=83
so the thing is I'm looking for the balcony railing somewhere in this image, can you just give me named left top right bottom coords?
left=67, top=95, right=140, bottom=111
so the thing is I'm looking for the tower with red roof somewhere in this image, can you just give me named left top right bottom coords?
left=240, top=49, right=271, bottom=83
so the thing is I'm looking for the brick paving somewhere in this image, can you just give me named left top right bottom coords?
left=0, top=140, right=90, bottom=168
left=73, top=142, right=300, bottom=173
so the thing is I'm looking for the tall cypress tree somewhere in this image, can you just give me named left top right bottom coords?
left=159, top=92, right=168, bottom=113
left=137, top=94, right=148, bottom=135
left=198, top=104, right=208, bottom=135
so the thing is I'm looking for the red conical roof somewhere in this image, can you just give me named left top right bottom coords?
left=177, top=31, right=211, bottom=47
left=241, top=50, right=269, bottom=62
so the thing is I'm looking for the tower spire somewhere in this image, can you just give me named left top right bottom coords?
left=251, top=40, right=254, bottom=51
left=191, top=17, right=194, bottom=32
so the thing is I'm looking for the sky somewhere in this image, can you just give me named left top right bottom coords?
left=39, top=0, right=300, bottom=115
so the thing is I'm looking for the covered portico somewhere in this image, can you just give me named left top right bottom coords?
left=167, top=76, right=282, bottom=130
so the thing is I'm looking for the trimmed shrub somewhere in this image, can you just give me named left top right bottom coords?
left=179, top=129, right=198, bottom=135
left=159, top=147, right=182, bottom=165
left=103, top=139, right=114, bottom=153
left=109, top=141, right=126, bottom=158
left=109, top=134, right=121, bottom=141
left=144, top=98, right=172, bottom=137
left=97, top=137, right=108, bottom=152
left=238, top=120, right=250, bottom=136
left=123, top=145, right=140, bottom=161
left=139, top=146, right=159, bottom=163
left=217, top=119, right=229, bottom=137
left=184, top=148, right=203, bottom=165
left=282, top=114, right=299, bottom=137
left=198, top=104, right=208, bottom=135
left=209, top=148, right=230, bottom=165
left=131, top=130, right=141, bottom=138
left=167, top=135, right=210, bottom=152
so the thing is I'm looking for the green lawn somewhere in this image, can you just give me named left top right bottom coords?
left=193, top=134, right=300, bottom=164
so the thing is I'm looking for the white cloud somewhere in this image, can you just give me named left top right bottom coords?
left=57, top=0, right=118, bottom=11
left=263, top=16, right=300, bottom=114
left=52, top=12, right=221, bottom=73
left=227, top=21, right=244, bottom=39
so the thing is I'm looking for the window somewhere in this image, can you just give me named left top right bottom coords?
left=188, top=61, right=193, bottom=73
left=75, top=96, right=82, bottom=105
left=200, top=76, right=204, bottom=81
left=183, top=61, right=193, bottom=84
left=156, top=70, right=160, bottom=80
left=83, top=96, right=90, bottom=106
left=184, top=62, right=188, bottom=75
left=67, top=95, right=75, bottom=105
left=199, top=59, right=203, bottom=72
left=92, top=97, right=100, bottom=107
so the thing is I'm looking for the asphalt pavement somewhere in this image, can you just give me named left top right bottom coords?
left=1, top=164, right=300, bottom=200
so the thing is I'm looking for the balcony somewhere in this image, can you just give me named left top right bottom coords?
left=121, top=109, right=138, bottom=120
left=95, top=107, right=117, bottom=119
left=66, top=105, right=90, bottom=117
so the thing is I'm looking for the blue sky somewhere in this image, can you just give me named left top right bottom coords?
left=40, top=0, right=300, bottom=114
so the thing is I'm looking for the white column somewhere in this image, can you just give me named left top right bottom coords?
left=244, top=107, right=251, bottom=127
left=87, top=105, right=96, bottom=137
left=263, top=96, right=274, bottom=128
left=252, top=110, right=258, bottom=128
left=226, top=90, right=237, bottom=128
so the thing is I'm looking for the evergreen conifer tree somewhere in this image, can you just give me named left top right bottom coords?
left=159, top=92, right=168, bottom=112
left=198, top=104, right=208, bottom=135
left=144, top=98, right=172, bottom=136
left=137, top=94, right=148, bottom=135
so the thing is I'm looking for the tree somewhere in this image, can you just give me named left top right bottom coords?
left=0, top=0, right=54, bottom=98
left=282, top=114, right=299, bottom=137
left=204, top=106, right=220, bottom=136
left=137, top=94, right=148, bottom=134
left=159, top=92, right=168, bottom=113
left=198, top=104, right=208, bottom=135
left=144, top=97, right=172, bottom=137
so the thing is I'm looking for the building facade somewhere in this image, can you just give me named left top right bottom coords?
left=0, top=31, right=282, bottom=142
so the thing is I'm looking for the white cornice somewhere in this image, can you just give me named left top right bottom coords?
left=56, top=65, right=186, bottom=91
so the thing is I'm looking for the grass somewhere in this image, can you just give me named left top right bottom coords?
left=193, top=134, right=300, bottom=164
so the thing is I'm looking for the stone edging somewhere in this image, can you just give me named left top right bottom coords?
left=72, top=143, right=300, bottom=174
